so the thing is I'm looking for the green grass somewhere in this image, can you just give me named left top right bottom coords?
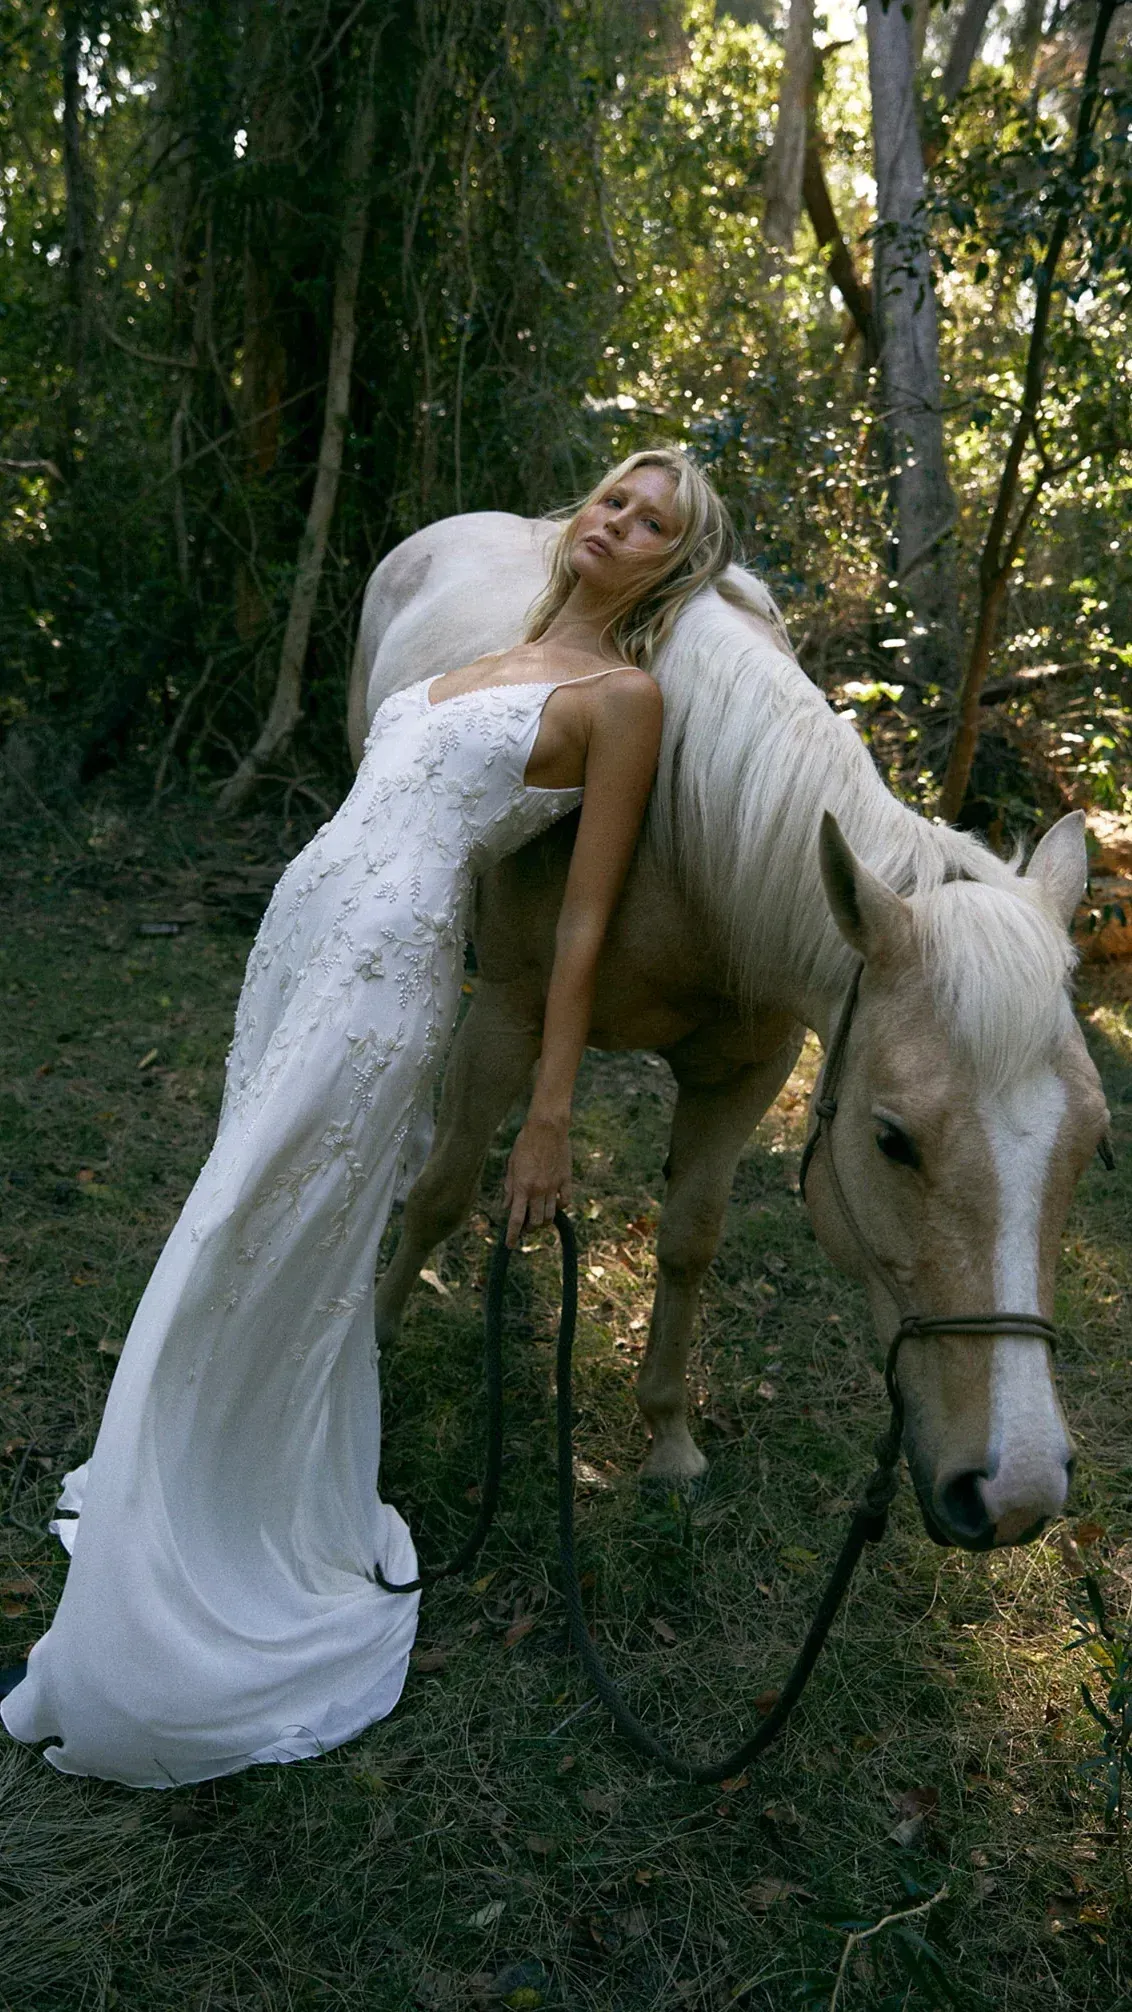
left=2, top=792, right=1131, bottom=2011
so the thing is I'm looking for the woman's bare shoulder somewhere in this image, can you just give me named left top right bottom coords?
left=594, top=665, right=663, bottom=715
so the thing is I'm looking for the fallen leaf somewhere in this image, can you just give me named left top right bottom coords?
left=524, top=1833, right=557, bottom=1857
left=745, top=1878, right=814, bottom=1912
left=721, top=1771, right=750, bottom=1793
left=650, top=1615, right=677, bottom=1646
left=136, top=1048, right=159, bottom=1070
left=1075, top=1519, right=1106, bottom=1547
left=0, top=1574, right=36, bottom=1598
left=98, top=1336, right=124, bottom=1357
left=756, top=1381, right=777, bottom=1402
left=466, top=1899, right=506, bottom=1930
left=1058, top=1529, right=1086, bottom=1577
left=412, top=1646, right=449, bottom=1673
left=1078, top=1902, right=1109, bottom=1927
left=481, top=1958, right=552, bottom=2006
left=504, top=1616, right=535, bottom=1648
left=1, top=1601, right=28, bottom=1619
left=471, top=1571, right=497, bottom=1593
left=615, top=1906, right=649, bottom=1939
left=574, top=1460, right=611, bottom=1488
left=556, top=1753, right=576, bottom=1775
left=414, top=1969, right=462, bottom=2009
left=419, top=1268, right=451, bottom=1299
left=778, top=1544, right=818, bottom=1573
left=892, top=1784, right=940, bottom=1821
left=702, top=1404, right=740, bottom=1438
left=580, top=1787, right=622, bottom=1819
left=753, top=1687, right=781, bottom=1716
left=77, top=1168, right=95, bottom=1185
left=72, top=1273, right=98, bottom=1287
left=761, top=1800, right=802, bottom=1832
left=35, top=1061, right=54, bottom=1078
left=887, top=1784, right=939, bottom=1848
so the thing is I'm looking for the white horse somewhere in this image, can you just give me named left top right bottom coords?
left=347, top=512, right=1110, bottom=1551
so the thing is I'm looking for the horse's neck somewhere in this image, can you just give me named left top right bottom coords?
left=645, top=636, right=977, bottom=1042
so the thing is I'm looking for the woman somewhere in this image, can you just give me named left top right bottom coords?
left=2, top=448, right=738, bottom=1786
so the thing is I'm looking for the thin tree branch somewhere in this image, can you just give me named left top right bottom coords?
left=938, top=0, right=1121, bottom=819
left=829, top=1887, right=950, bottom=2012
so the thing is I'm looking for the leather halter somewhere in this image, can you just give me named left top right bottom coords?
left=798, top=962, right=1059, bottom=1378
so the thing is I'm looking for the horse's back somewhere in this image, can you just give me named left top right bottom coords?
left=348, top=512, right=557, bottom=762
left=346, top=508, right=797, bottom=768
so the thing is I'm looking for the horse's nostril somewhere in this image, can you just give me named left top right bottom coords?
left=938, top=1471, right=992, bottom=1545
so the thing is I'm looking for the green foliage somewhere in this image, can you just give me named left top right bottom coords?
left=1067, top=1569, right=1132, bottom=1906
left=0, top=0, right=1129, bottom=819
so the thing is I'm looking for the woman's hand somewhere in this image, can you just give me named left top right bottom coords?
left=503, top=1116, right=572, bottom=1248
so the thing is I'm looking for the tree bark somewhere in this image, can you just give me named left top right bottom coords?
left=940, top=0, right=997, bottom=102
left=938, top=0, right=1120, bottom=821
left=763, top=0, right=815, bottom=249
left=801, top=140, right=877, bottom=359
left=866, top=0, right=961, bottom=699
left=1012, top=0, right=1047, bottom=85
left=217, top=70, right=378, bottom=815
left=60, top=3, right=94, bottom=462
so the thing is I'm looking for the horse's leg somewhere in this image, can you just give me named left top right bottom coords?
left=373, top=986, right=540, bottom=1345
left=636, top=1026, right=803, bottom=1481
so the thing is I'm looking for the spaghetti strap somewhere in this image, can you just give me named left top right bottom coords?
left=545, top=666, right=627, bottom=694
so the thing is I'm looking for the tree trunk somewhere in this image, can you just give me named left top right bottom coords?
left=233, top=0, right=293, bottom=642
left=763, top=0, right=815, bottom=249
left=937, top=0, right=1119, bottom=821
left=216, top=72, right=377, bottom=815
left=866, top=0, right=960, bottom=700
left=1012, top=0, right=1047, bottom=85
left=801, top=141, right=877, bottom=359
left=60, top=3, right=93, bottom=463
left=940, top=0, right=997, bottom=103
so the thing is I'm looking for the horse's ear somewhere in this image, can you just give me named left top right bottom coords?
left=1024, top=810, right=1087, bottom=931
left=819, top=812, right=911, bottom=962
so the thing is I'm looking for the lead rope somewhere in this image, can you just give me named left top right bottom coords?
left=378, top=1211, right=907, bottom=1781
left=551, top=1212, right=904, bottom=1782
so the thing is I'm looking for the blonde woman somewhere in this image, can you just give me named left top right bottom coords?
left=2, top=449, right=737, bottom=1786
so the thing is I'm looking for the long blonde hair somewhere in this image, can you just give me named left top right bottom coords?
left=523, top=448, right=739, bottom=668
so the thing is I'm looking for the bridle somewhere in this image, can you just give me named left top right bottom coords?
left=798, top=960, right=1060, bottom=1388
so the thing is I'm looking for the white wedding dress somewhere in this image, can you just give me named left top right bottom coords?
left=2, top=672, right=601, bottom=1787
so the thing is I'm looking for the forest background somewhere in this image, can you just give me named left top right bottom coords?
left=1, top=0, right=1130, bottom=834
left=3, top=8, right=1132, bottom=2009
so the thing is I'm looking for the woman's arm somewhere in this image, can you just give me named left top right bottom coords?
left=503, top=671, right=663, bottom=1245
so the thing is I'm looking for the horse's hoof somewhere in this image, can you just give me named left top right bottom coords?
left=638, top=1440, right=709, bottom=1491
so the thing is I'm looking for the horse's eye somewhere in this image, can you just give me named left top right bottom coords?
left=876, top=1122, right=919, bottom=1171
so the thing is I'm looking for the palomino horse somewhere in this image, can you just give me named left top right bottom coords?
left=347, top=512, right=1110, bottom=1551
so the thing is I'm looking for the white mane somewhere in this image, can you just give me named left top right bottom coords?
left=357, top=515, right=1077, bottom=1079
left=647, top=576, right=1076, bottom=1073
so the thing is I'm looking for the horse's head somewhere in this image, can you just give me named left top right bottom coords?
left=804, top=811, right=1109, bottom=1551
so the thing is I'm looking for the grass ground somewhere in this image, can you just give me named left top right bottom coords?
left=1, top=791, right=1131, bottom=2012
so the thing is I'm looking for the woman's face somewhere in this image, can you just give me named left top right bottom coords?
left=569, top=465, right=680, bottom=596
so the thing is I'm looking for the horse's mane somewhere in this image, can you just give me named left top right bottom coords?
left=647, top=569, right=1076, bottom=1080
